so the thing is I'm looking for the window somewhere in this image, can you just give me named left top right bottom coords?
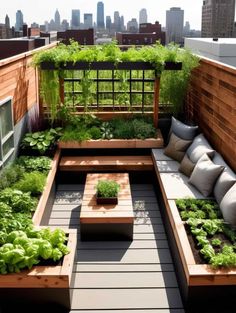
left=0, top=97, right=14, bottom=168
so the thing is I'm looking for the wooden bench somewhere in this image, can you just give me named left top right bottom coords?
left=59, top=155, right=153, bottom=171
left=80, top=173, right=134, bottom=240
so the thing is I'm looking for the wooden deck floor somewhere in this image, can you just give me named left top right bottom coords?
left=48, top=183, right=185, bottom=313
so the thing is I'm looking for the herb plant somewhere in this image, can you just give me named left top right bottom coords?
left=21, top=128, right=62, bottom=154
left=13, top=172, right=46, bottom=196
left=16, top=156, right=52, bottom=173
left=96, top=180, right=120, bottom=198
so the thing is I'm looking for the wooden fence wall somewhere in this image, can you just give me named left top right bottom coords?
left=186, top=57, right=236, bottom=172
left=0, top=43, right=56, bottom=125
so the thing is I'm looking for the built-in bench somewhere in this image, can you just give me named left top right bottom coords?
left=59, top=155, right=153, bottom=171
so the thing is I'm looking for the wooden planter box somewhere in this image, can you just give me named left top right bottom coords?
left=40, top=61, right=182, bottom=71
left=96, top=195, right=118, bottom=205
left=0, top=149, right=77, bottom=310
left=58, top=130, right=164, bottom=149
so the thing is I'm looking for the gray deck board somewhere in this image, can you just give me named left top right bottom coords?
left=71, top=288, right=183, bottom=310
left=48, top=183, right=184, bottom=312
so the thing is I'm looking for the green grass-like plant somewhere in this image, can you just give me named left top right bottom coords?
left=13, top=172, right=46, bottom=196
left=96, top=180, right=120, bottom=198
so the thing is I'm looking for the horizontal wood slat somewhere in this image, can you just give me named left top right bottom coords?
left=186, top=58, right=236, bottom=171
left=60, top=156, right=153, bottom=171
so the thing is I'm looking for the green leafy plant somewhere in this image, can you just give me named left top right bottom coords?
left=21, top=128, right=62, bottom=155
left=0, top=189, right=37, bottom=213
left=0, top=165, right=25, bottom=191
left=100, top=122, right=114, bottom=139
left=0, top=228, right=69, bottom=274
left=13, top=172, right=46, bottom=196
left=211, top=238, right=222, bottom=247
left=200, top=244, right=215, bottom=261
left=16, top=156, right=52, bottom=173
left=96, top=180, right=120, bottom=198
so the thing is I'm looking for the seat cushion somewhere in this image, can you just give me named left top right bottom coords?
left=160, top=172, right=211, bottom=200
left=152, top=149, right=173, bottom=161
left=169, top=116, right=198, bottom=141
left=188, top=154, right=224, bottom=197
left=156, top=160, right=180, bottom=173
left=213, top=153, right=236, bottom=204
left=220, top=183, right=236, bottom=228
left=187, top=133, right=215, bottom=163
left=164, top=133, right=192, bottom=162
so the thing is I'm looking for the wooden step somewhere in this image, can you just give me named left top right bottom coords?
left=59, top=155, right=154, bottom=171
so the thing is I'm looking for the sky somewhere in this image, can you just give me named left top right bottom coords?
left=0, top=0, right=235, bottom=30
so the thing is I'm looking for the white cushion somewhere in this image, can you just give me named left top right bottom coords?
left=160, top=172, right=212, bottom=200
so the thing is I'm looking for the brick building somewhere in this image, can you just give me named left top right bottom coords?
left=57, top=29, right=94, bottom=45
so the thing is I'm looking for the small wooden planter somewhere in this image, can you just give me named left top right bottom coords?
left=96, top=195, right=118, bottom=205
left=58, top=130, right=164, bottom=149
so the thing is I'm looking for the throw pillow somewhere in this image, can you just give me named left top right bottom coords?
left=179, top=153, right=195, bottom=177
left=189, top=154, right=224, bottom=197
left=169, top=116, right=198, bottom=141
left=187, top=133, right=215, bottom=163
left=164, top=133, right=192, bottom=162
left=213, top=153, right=236, bottom=204
left=220, top=183, right=236, bottom=228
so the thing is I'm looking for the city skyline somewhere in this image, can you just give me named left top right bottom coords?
left=0, top=0, right=228, bottom=30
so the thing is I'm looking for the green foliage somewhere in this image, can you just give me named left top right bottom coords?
left=178, top=198, right=236, bottom=267
left=211, top=238, right=222, bottom=247
left=96, top=180, right=120, bottom=198
left=160, top=47, right=200, bottom=115
left=0, top=189, right=37, bottom=213
left=13, top=172, right=46, bottom=196
left=89, top=126, right=102, bottom=139
left=0, top=228, right=69, bottom=274
left=21, top=128, right=62, bottom=154
left=16, top=156, right=52, bottom=173
left=0, top=165, right=25, bottom=191
left=100, top=122, right=114, bottom=139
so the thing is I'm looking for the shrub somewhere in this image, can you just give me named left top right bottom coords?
left=89, top=126, right=102, bottom=139
left=96, top=180, right=120, bottom=198
left=0, top=165, right=25, bottom=191
left=16, top=156, right=52, bottom=173
left=13, top=172, right=46, bottom=196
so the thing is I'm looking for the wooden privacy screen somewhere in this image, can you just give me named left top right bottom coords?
left=186, top=58, right=236, bottom=172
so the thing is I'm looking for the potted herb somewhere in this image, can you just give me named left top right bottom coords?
left=95, top=180, right=120, bottom=205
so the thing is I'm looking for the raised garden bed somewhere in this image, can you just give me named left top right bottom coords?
left=0, top=148, right=77, bottom=309
left=58, top=129, right=164, bottom=149
left=164, top=199, right=236, bottom=307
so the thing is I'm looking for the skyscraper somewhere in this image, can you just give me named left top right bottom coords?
left=114, top=11, right=121, bottom=32
left=71, top=10, right=80, bottom=29
left=84, top=14, right=93, bottom=29
left=166, top=7, right=184, bottom=44
left=5, top=15, right=10, bottom=29
left=97, top=2, right=105, bottom=29
left=202, top=0, right=235, bottom=38
left=139, top=9, right=148, bottom=25
left=106, top=16, right=111, bottom=32
left=15, top=10, right=23, bottom=31
left=55, top=9, right=61, bottom=30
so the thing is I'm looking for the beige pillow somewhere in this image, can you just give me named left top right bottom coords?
left=189, top=154, right=224, bottom=197
left=164, top=133, right=192, bottom=162
left=179, top=154, right=195, bottom=177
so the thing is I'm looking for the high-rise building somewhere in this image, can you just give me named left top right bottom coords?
left=71, top=10, right=80, bottom=29
left=127, top=18, right=138, bottom=33
left=114, top=11, right=121, bottom=32
left=139, top=8, right=147, bottom=25
left=97, top=2, right=105, bottom=29
left=5, top=15, right=10, bottom=29
left=201, top=0, right=235, bottom=38
left=166, top=7, right=184, bottom=44
left=55, top=9, right=61, bottom=30
left=184, top=21, right=191, bottom=36
left=120, top=16, right=125, bottom=31
left=61, top=20, right=69, bottom=31
left=106, top=16, right=111, bottom=32
left=15, top=10, right=23, bottom=31
left=84, top=14, right=93, bottom=29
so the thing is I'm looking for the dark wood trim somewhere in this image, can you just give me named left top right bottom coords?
left=40, top=61, right=182, bottom=71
